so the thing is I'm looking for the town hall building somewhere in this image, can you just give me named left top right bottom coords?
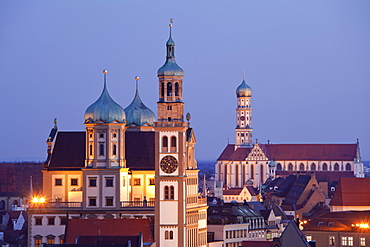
left=28, top=24, right=207, bottom=247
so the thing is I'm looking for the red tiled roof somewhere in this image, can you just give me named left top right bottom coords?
left=65, top=218, right=154, bottom=244
left=223, top=188, right=243, bottom=195
left=229, top=147, right=252, bottom=161
left=261, top=144, right=357, bottom=161
left=330, top=178, right=370, bottom=206
left=217, top=144, right=235, bottom=160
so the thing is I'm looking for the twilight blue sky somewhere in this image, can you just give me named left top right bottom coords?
left=0, top=1, right=369, bottom=161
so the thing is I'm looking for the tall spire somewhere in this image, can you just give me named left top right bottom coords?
left=158, top=19, right=184, bottom=77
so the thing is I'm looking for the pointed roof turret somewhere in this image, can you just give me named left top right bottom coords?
left=84, top=70, right=126, bottom=123
left=157, top=20, right=184, bottom=77
left=124, top=77, right=156, bottom=126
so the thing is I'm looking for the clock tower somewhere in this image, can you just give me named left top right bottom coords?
left=154, top=22, right=207, bottom=247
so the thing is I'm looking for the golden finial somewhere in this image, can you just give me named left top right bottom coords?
left=103, top=69, right=108, bottom=74
left=169, top=18, right=173, bottom=27
left=135, top=76, right=139, bottom=81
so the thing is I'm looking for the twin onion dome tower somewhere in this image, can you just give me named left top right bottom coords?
left=84, top=72, right=156, bottom=127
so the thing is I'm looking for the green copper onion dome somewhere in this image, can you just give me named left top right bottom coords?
left=157, top=24, right=184, bottom=77
left=124, top=77, right=156, bottom=126
left=84, top=70, right=126, bottom=123
left=236, top=79, right=252, bottom=97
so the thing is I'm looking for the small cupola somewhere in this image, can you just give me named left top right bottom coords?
left=124, top=77, right=156, bottom=126
left=84, top=70, right=126, bottom=123
left=236, top=79, right=252, bottom=97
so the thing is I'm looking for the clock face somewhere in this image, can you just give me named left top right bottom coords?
left=160, top=155, right=178, bottom=174
left=240, top=116, right=245, bottom=121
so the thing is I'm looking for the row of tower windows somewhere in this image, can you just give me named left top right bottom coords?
left=164, top=186, right=175, bottom=200
left=161, top=82, right=180, bottom=97
left=276, top=162, right=352, bottom=171
left=164, top=230, right=174, bottom=240
left=162, top=136, right=176, bottom=148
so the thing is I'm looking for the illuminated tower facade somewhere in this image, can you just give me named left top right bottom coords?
left=235, top=77, right=253, bottom=147
left=154, top=23, right=207, bottom=247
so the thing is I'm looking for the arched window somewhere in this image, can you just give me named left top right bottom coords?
left=164, top=186, right=169, bottom=200
left=165, top=230, right=169, bottom=239
left=299, top=163, right=305, bottom=171
left=277, top=163, right=282, bottom=171
left=0, top=200, right=5, bottom=210
left=162, top=136, right=168, bottom=148
left=170, top=186, right=174, bottom=200
left=288, top=163, right=293, bottom=171
left=99, top=144, right=104, bottom=156
left=171, top=136, right=176, bottom=148
left=167, top=83, right=172, bottom=96
left=169, top=230, right=174, bottom=239
left=175, top=82, right=179, bottom=96
left=334, top=163, right=339, bottom=171
left=235, top=164, right=239, bottom=186
left=251, top=164, right=254, bottom=179
left=345, top=163, right=351, bottom=171
left=311, top=163, right=316, bottom=171
left=112, top=144, right=117, bottom=156
left=161, top=82, right=164, bottom=97
left=322, top=163, right=328, bottom=171
left=89, top=145, right=93, bottom=156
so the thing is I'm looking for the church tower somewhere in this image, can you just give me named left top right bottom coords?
left=154, top=22, right=207, bottom=247
left=235, top=76, right=253, bottom=147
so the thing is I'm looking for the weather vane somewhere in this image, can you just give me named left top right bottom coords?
left=169, top=18, right=173, bottom=27
left=242, top=69, right=246, bottom=79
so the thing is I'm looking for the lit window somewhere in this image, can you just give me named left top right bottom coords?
left=342, top=236, right=348, bottom=246
left=306, top=235, right=312, bottom=242
left=329, top=236, right=335, bottom=246
left=348, top=237, right=353, bottom=246
left=134, top=178, right=141, bottom=186
left=34, top=236, right=42, bottom=247
left=149, top=178, right=155, bottom=185
left=360, top=237, right=365, bottom=246
left=46, top=235, right=55, bottom=244
left=55, top=179, right=62, bottom=186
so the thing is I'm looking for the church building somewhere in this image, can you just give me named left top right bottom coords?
left=215, top=78, right=364, bottom=191
left=28, top=24, right=207, bottom=247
